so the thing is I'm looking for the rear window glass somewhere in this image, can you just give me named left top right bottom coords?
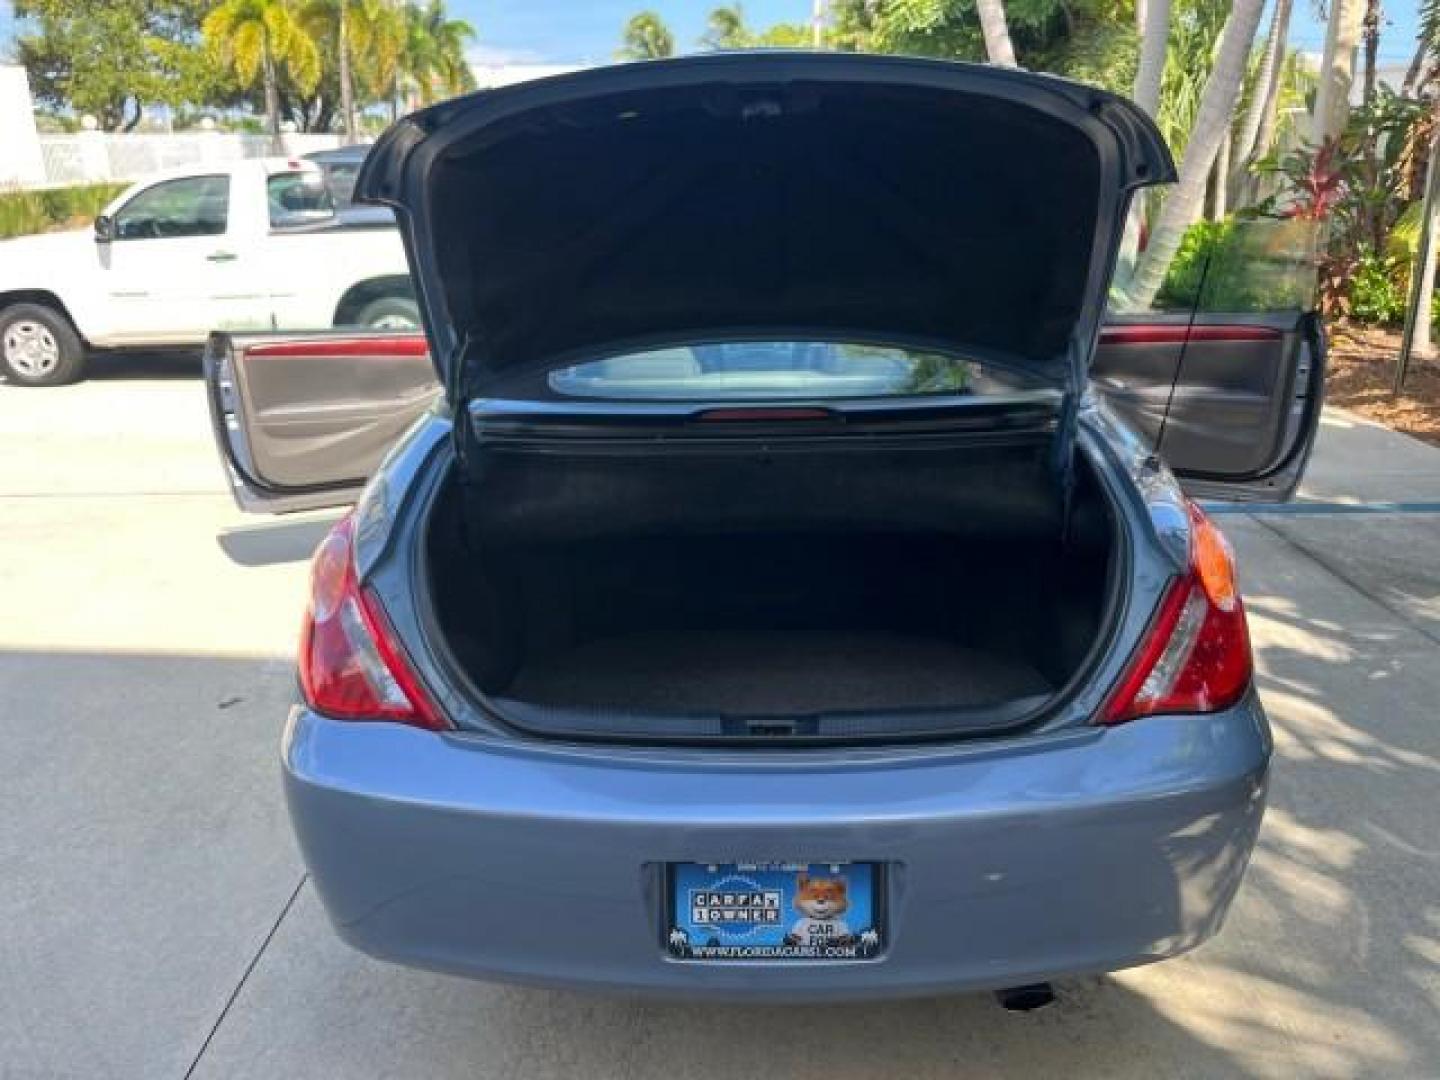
left=546, top=342, right=1033, bottom=401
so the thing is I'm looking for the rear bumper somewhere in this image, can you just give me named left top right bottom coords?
left=283, top=696, right=1271, bottom=1001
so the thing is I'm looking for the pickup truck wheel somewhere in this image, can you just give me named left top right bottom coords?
left=356, top=295, right=421, bottom=331
left=0, top=303, right=86, bottom=386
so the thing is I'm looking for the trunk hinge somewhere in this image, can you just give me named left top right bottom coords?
left=447, top=332, right=479, bottom=551
left=1051, top=342, right=1084, bottom=546
left=446, top=330, right=477, bottom=476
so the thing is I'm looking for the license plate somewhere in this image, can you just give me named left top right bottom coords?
left=666, top=862, right=884, bottom=961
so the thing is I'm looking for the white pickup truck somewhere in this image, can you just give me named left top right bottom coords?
left=0, top=158, right=415, bottom=386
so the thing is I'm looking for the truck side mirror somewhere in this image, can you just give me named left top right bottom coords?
left=93, top=215, right=114, bottom=243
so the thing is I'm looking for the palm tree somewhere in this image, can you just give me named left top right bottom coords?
left=974, top=0, right=1017, bottom=67
left=1402, top=37, right=1431, bottom=97
left=1132, top=0, right=1170, bottom=118
left=1397, top=0, right=1440, bottom=377
left=204, top=0, right=320, bottom=152
left=1210, top=128, right=1230, bottom=219
left=619, top=12, right=675, bottom=60
left=1398, top=111, right=1440, bottom=380
left=1360, top=0, right=1382, bottom=109
left=1127, top=0, right=1267, bottom=308
left=1312, top=0, right=1364, bottom=145
left=398, top=0, right=476, bottom=109
left=1154, top=0, right=1232, bottom=157
left=1231, top=0, right=1293, bottom=198
left=304, top=0, right=403, bottom=143
left=1120, top=0, right=1170, bottom=286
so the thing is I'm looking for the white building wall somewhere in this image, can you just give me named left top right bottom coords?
left=0, top=65, right=47, bottom=189
left=27, top=131, right=345, bottom=188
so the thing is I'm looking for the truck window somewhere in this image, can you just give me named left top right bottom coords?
left=113, top=175, right=230, bottom=240
left=319, top=162, right=361, bottom=207
left=268, top=172, right=336, bottom=229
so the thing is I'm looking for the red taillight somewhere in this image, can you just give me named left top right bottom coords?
left=298, top=515, right=448, bottom=730
left=694, top=407, right=836, bottom=422
left=1100, top=503, right=1252, bottom=724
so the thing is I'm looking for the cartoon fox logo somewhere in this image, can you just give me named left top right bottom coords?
left=783, top=873, right=853, bottom=948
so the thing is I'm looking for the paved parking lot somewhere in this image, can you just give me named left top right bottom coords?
left=2, top=358, right=1439, bottom=1079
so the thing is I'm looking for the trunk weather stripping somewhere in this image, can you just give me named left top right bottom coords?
left=485, top=693, right=1055, bottom=746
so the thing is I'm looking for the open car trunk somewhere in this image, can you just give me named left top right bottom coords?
left=424, top=427, right=1119, bottom=743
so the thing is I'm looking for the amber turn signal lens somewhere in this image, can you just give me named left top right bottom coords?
left=1189, top=503, right=1238, bottom=613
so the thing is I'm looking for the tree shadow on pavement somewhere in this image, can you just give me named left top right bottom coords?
left=7, top=511, right=1440, bottom=1079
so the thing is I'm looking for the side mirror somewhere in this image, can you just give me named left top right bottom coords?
left=93, top=215, right=114, bottom=243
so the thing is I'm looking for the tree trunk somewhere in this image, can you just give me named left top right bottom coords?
left=1412, top=224, right=1438, bottom=356
left=1118, top=0, right=1169, bottom=292
left=1132, top=0, right=1170, bottom=119
left=121, top=97, right=143, bottom=133
left=1248, top=0, right=1293, bottom=163
left=263, top=47, right=283, bottom=154
left=1126, top=0, right=1267, bottom=309
left=339, top=5, right=358, bottom=145
left=1360, top=0, right=1384, bottom=253
left=975, top=0, right=1017, bottom=68
left=1311, top=0, right=1364, bottom=146
left=1398, top=106, right=1440, bottom=387
left=1402, top=39, right=1429, bottom=98
left=1361, top=0, right=1380, bottom=109
left=1231, top=0, right=1291, bottom=201
left=1211, top=128, right=1231, bottom=220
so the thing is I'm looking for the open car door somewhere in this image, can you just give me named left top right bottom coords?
left=207, top=311, right=1324, bottom=514
left=1092, top=309, right=1325, bottom=502
left=205, top=331, right=437, bottom=513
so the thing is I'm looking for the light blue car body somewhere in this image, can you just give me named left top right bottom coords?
left=281, top=401, right=1271, bottom=999
left=210, top=55, right=1313, bottom=1000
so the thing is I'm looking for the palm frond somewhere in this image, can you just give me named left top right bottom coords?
left=1421, top=0, right=1440, bottom=58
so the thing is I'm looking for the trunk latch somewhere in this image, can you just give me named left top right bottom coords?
left=724, top=715, right=820, bottom=737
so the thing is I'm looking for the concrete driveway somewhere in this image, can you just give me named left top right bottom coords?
left=2, top=359, right=1438, bottom=1078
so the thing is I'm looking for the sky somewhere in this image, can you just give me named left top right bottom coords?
left=0, top=1, right=1424, bottom=71
left=464, top=1, right=1422, bottom=67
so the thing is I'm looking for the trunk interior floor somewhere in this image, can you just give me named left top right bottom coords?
left=504, top=630, right=1054, bottom=716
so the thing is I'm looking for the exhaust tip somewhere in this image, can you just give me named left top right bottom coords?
left=994, top=983, right=1055, bottom=1012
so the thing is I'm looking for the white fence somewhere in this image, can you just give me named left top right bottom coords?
left=30, top=131, right=347, bottom=189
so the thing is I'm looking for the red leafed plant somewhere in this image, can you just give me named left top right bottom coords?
left=1279, top=139, right=1346, bottom=221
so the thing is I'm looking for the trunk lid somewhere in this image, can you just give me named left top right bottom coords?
left=356, top=53, right=1173, bottom=398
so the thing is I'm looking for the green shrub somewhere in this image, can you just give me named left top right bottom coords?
left=1154, top=219, right=1228, bottom=309
left=1389, top=205, right=1440, bottom=328
left=0, top=182, right=128, bottom=241
left=1387, top=202, right=1422, bottom=264
left=1153, top=216, right=1321, bottom=313
left=1348, top=252, right=1407, bottom=326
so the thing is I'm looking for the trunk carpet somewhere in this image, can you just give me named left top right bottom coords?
left=505, top=630, right=1053, bottom=715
